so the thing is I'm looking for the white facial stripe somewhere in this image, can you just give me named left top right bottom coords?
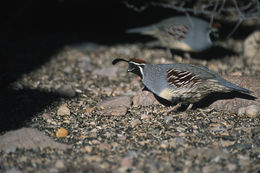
left=138, top=66, right=144, bottom=77
left=130, top=62, right=146, bottom=66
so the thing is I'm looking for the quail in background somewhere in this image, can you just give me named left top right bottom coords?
left=127, top=16, right=219, bottom=52
left=113, top=58, right=250, bottom=109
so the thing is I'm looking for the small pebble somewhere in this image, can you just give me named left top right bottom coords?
left=128, top=151, right=138, bottom=158
left=86, top=107, right=95, bottom=114
left=164, top=116, right=173, bottom=122
left=56, top=128, right=69, bottom=138
left=202, top=164, right=220, bottom=173
left=130, top=119, right=141, bottom=127
left=56, top=84, right=76, bottom=97
left=57, top=105, right=70, bottom=116
left=238, top=107, right=246, bottom=116
left=245, top=105, right=260, bottom=118
left=227, top=163, right=237, bottom=171
left=5, top=168, right=22, bottom=173
left=117, top=134, right=126, bottom=140
left=104, top=132, right=113, bottom=138
left=48, top=168, right=59, bottom=173
left=238, top=154, right=251, bottom=167
left=55, top=160, right=65, bottom=169
left=84, top=155, right=102, bottom=162
left=42, top=113, right=52, bottom=120
left=91, top=140, right=101, bottom=145
left=220, top=140, right=235, bottom=147
left=99, top=143, right=111, bottom=150
left=84, top=146, right=92, bottom=153
left=140, top=114, right=152, bottom=120
left=160, top=141, right=168, bottom=149
left=120, top=156, right=133, bottom=168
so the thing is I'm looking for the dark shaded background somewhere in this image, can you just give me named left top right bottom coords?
left=0, top=0, right=176, bottom=132
left=0, top=0, right=257, bottom=132
left=0, top=0, right=177, bottom=88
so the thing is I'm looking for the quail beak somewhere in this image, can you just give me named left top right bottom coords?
left=127, top=67, right=134, bottom=72
left=127, top=63, right=136, bottom=72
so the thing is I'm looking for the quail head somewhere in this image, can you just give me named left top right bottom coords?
left=127, top=16, right=219, bottom=52
left=112, top=58, right=250, bottom=107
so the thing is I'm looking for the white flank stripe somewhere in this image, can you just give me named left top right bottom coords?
left=178, top=71, right=190, bottom=76
left=179, top=73, right=192, bottom=79
left=189, top=75, right=197, bottom=80
left=167, top=69, right=174, bottom=74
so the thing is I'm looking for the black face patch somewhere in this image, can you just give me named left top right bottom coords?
left=209, top=29, right=219, bottom=42
left=128, top=63, right=144, bottom=79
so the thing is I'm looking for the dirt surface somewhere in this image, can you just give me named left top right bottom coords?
left=0, top=33, right=260, bottom=173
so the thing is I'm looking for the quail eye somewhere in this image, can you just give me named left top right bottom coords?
left=128, top=64, right=135, bottom=72
left=209, top=30, right=219, bottom=42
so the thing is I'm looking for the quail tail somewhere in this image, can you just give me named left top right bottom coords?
left=219, top=79, right=251, bottom=94
left=126, top=25, right=156, bottom=35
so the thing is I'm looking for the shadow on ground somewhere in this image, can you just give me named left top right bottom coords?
left=193, top=91, right=256, bottom=109
left=0, top=88, right=61, bottom=133
left=0, top=37, right=67, bottom=133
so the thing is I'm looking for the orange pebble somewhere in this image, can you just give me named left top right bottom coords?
left=56, top=127, right=69, bottom=138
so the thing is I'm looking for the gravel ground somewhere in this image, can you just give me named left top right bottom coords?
left=0, top=31, right=260, bottom=173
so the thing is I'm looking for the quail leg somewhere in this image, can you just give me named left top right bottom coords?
left=167, top=103, right=190, bottom=113
left=183, top=52, right=191, bottom=60
left=166, top=48, right=173, bottom=59
left=186, top=104, right=193, bottom=110
left=167, top=103, right=182, bottom=113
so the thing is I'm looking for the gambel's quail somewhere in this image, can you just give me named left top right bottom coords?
left=112, top=58, right=250, bottom=108
left=127, top=16, right=219, bottom=52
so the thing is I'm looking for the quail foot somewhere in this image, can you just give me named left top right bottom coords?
left=127, top=16, right=219, bottom=55
left=112, top=58, right=251, bottom=110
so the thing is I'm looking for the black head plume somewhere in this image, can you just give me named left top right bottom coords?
left=112, top=58, right=146, bottom=65
left=209, top=22, right=221, bottom=42
left=112, top=58, right=129, bottom=65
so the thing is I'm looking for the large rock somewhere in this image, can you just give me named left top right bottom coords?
left=0, top=128, right=71, bottom=152
left=97, top=96, right=131, bottom=116
left=98, top=96, right=131, bottom=108
left=209, top=76, right=260, bottom=113
left=133, top=90, right=160, bottom=107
